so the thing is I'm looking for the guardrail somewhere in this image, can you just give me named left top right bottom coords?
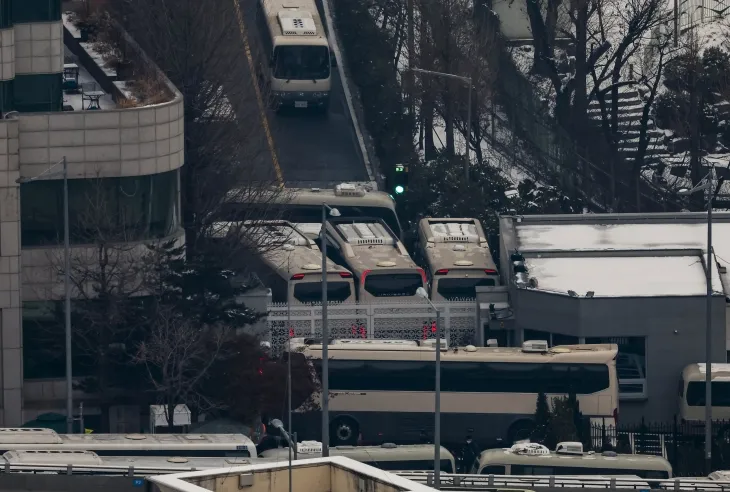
left=394, top=472, right=730, bottom=491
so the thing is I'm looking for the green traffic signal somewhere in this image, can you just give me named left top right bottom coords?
left=395, top=185, right=405, bottom=194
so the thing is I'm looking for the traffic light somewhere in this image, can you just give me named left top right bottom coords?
left=393, top=163, right=408, bottom=195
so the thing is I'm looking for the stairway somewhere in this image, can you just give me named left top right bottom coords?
left=586, top=86, right=670, bottom=167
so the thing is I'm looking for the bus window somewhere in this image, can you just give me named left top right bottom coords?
left=437, top=277, right=496, bottom=300
left=687, top=381, right=730, bottom=406
left=273, top=45, right=330, bottom=80
left=364, top=273, right=423, bottom=297
left=376, top=459, right=453, bottom=473
left=294, top=282, right=351, bottom=303
left=512, top=465, right=554, bottom=475
left=481, top=465, right=507, bottom=475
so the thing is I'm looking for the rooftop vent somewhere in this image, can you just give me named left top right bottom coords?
left=0, top=428, right=62, bottom=445
left=278, top=11, right=317, bottom=36
left=510, top=443, right=550, bottom=456
left=336, top=222, right=394, bottom=245
left=335, top=183, right=367, bottom=197
left=3, top=450, right=103, bottom=465
left=381, top=443, right=398, bottom=449
left=522, top=340, right=549, bottom=353
left=555, top=442, right=584, bottom=455
left=297, top=440, right=323, bottom=453
left=429, top=221, right=481, bottom=243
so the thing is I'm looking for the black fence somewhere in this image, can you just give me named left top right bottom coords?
left=590, top=419, right=730, bottom=477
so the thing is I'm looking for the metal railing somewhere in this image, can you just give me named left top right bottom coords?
left=395, top=472, right=730, bottom=491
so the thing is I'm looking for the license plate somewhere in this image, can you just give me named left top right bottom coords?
left=295, top=101, right=308, bottom=108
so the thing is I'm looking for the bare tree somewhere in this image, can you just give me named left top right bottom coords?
left=112, top=0, right=288, bottom=254
left=132, top=305, right=227, bottom=430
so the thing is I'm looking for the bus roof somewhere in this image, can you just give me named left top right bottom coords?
left=260, top=0, right=328, bottom=46
left=324, top=218, right=417, bottom=274
left=0, top=429, right=255, bottom=450
left=260, top=442, right=454, bottom=462
left=417, top=218, right=497, bottom=272
left=477, top=447, right=672, bottom=473
left=226, top=184, right=395, bottom=210
left=213, top=220, right=349, bottom=276
left=683, top=363, right=730, bottom=381
left=299, top=341, right=619, bottom=364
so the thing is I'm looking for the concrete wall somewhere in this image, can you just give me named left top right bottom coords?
left=14, top=22, right=63, bottom=75
left=513, top=289, right=727, bottom=423
left=18, top=96, right=184, bottom=179
left=0, top=474, right=152, bottom=492
left=0, top=27, right=15, bottom=81
left=492, top=0, right=533, bottom=40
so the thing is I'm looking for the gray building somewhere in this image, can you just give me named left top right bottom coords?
left=493, top=212, right=730, bottom=424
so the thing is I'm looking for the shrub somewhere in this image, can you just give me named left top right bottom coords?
left=702, top=46, right=730, bottom=96
left=654, top=91, right=689, bottom=133
left=663, top=53, right=694, bottom=92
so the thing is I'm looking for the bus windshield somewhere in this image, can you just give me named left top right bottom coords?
left=294, top=281, right=351, bottom=303
left=437, top=277, right=496, bottom=300
left=274, top=45, right=330, bottom=80
left=364, top=273, right=423, bottom=297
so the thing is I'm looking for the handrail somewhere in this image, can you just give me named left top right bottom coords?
left=394, top=472, right=730, bottom=491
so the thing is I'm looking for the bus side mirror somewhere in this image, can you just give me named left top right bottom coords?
left=330, top=52, right=337, bottom=68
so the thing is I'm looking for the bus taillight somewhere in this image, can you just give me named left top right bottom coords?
left=485, top=269, right=498, bottom=274
left=435, top=269, right=449, bottom=275
left=360, top=269, right=371, bottom=285
left=339, top=272, right=352, bottom=278
left=291, top=273, right=305, bottom=280
left=418, top=268, right=427, bottom=285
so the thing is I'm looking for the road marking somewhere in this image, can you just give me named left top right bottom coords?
left=233, top=0, right=285, bottom=187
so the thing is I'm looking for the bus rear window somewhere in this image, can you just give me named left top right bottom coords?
left=687, top=381, right=730, bottom=406
left=364, top=273, right=423, bottom=297
left=294, top=282, right=351, bottom=303
left=436, top=277, right=496, bottom=300
left=480, top=465, right=506, bottom=475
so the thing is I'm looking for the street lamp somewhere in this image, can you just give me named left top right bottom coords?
left=320, top=203, right=340, bottom=457
left=408, top=67, right=472, bottom=182
left=270, top=418, right=297, bottom=492
left=416, top=286, right=442, bottom=490
left=284, top=243, right=295, bottom=476
left=678, top=171, right=714, bottom=475
left=16, top=156, right=73, bottom=434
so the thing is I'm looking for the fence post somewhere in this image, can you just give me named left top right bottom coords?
left=672, top=415, right=679, bottom=474
left=639, top=417, right=646, bottom=454
left=311, top=306, right=317, bottom=337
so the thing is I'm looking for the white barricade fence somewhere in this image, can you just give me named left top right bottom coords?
left=266, top=299, right=478, bottom=354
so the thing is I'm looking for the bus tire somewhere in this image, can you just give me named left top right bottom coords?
left=331, top=417, right=359, bottom=446
left=508, top=419, right=535, bottom=444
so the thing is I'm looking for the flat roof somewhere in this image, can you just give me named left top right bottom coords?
left=525, top=255, right=723, bottom=298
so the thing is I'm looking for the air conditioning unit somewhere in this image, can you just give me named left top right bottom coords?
left=421, top=339, right=447, bottom=350
left=522, top=340, right=549, bottom=353
left=555, top=441, right=584, bottom=455
left=335, top=183, right=367, bottom=197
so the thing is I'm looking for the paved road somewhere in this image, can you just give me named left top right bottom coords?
left=234, top=0, right=369, bottom=189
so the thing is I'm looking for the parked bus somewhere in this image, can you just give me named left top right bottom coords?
left=260, top=441, right=456, bottom=473
left=415, top=218, right=499, bottom=301
left=0, top=429, right=258, bottom=457
left=289, top=339, right=619, bottom=447
left=323, top=217, right=425, bottom=302
left=221, top=184, right=403, bottom=240
left=254, top=0, right=332, bottom=112
left=209, top=220, right=355, bottom=304
left=679, top=363, right=730, bottom=422
left=470, top=442, right=672, bottom=479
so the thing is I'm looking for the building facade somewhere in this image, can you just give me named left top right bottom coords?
left=0, top=0, right=185, bottom=426
left=496, top=213, right=730, bottom=424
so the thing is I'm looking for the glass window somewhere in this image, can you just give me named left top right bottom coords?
left=20, top=171, right=180, bottom=246
left=436, top=277, right=496, bottom=300
left=273, top=45, right=330, bottom=80
left=376, top=460, right=453, bottom=473
left=512, top=465, right=554, bottom=475
left=293, top=281, right=351, bottom=303
left=363, top=273, right=423, bottom=297
left=0, top=0, right=11, bottom=28
left=587, top=336, right=645, bottom=398
left=12, top=0, right=60, bottom=22
left=13, top=74, right=61, bottom=112
left=687, top=381, right=730, bottom=406
left=481, top=465, right=506, bottom=475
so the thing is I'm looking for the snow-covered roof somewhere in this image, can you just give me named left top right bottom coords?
left=509, top=214, right=730, bottom=298
left=525, top=255, right=722, bottom=298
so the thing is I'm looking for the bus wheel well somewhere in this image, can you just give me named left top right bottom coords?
left=508, top=419, right=535, bottom=444
left=330, top=416, right=359, bottom=446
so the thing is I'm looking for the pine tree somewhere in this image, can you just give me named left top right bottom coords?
left=531, top=392, right=551, bottom=444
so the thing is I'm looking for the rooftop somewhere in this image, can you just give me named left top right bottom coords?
left=503, top=213, right=730, bottom=298
left=148, top=456, right=438, bottom=492
left=418, top=218, right=496, bottom=270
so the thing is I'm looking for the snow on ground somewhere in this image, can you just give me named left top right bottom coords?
left=692, top=15, right=730, bottom=53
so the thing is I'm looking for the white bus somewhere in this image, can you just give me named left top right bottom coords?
left=260, top=441, right=456, bottom=473
left=470, top=442, right=672, bottom=480
left=679, top=363, right=730, bottom=424
left=254, top=0, right=332, bottom=112
left=289, top=340, right=619, bottom=447
left=0, top=429, right=257, bottom=457
left=222, top=183, right=403, bottom=240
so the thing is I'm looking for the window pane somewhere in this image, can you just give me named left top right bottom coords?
left=293, top=281, right=351, bottom=303
left=481, top=465, right=506, bottom=475
left=687, top=381, right=730, bottom=406
left=364, top=273, right=423, bottom=297
left=436, top=277, right=496, bottom=300
left=13, top=74, right=61, bottom=112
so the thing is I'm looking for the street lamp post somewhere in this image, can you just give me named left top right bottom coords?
left=284, top=244, right=295, bottom=485
left=16, top=156, right=73, bottom=433
left=320, top=203, right=340, bottom=457
left=679, top=172, right=714, bottom=474
left=270, top=419, right=296, bottom=492
left=408, top=67, right=472, bottom=181
left=416, top=286, right=442, bottom=490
